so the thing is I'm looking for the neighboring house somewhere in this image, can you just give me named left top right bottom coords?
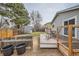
left=51, top=5, right=79, bottom=39
left=22, top=24, right=33, bottom=33
left=0, top=15, right=15, bottom=28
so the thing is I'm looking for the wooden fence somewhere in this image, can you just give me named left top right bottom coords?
left=0, top=28, right=18, bottom=39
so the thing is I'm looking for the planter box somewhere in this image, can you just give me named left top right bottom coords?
left=16, top=43, right=26, bottom=55
left=2, top=45, right=14, bottom=56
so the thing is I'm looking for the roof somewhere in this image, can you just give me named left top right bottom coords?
left=51, top=5, right=79, bottom=24
left=0, top=19, right=9, bottom=28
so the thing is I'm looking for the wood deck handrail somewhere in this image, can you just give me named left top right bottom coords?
left=0, top=39, right=32, bottom=42
left=15, top=34, right=32, bottom=37
left=59, top=43, right=69, bottom=50
left=58, top=25, right=79, bottom=28
left=57, top=25, right=74, bottom=56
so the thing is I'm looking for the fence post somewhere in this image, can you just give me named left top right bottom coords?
left=68, top=25, right=73, bottom=56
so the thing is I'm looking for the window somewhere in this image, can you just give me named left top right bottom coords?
left=64, top=21, right=68, bottom=35
left=64, top=18, right=75, bottom=37
left=69, top=19, right=75, bottom=24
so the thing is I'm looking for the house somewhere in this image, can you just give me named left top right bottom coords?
left=22, top=24, right=33, bottom=33
left=0, top=15, right=16, bottom=38
left=0, top=16, right=15, bottom=28
left=51, top=5, right=79, bottom=39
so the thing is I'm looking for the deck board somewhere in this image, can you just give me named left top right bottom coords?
left=0, top=49, right=62, bottom=56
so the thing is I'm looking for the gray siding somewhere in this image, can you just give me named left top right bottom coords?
left=76, top=16, right=79, bottom=38
left=53, top=9, right=79, bottom=38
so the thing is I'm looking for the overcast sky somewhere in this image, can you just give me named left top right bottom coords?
left=24, top=3, right=79, bottom=25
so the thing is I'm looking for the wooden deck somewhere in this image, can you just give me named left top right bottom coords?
left=0, top=49, right=62, bottom=56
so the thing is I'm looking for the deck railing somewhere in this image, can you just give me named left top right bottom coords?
left=57, top=24, right=79, bottom=56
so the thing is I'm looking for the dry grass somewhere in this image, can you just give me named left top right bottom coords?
left=31, top=32, right=46, bottom=36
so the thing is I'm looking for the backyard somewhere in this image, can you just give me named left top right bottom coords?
left=0, top=3, right=79, bottom=56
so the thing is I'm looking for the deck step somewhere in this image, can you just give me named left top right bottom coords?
left=40, top=43, right=57, bottom=48
left=40, top=34, right=57, bottom=48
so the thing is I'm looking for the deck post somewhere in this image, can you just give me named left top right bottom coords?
left=57, top=27, right=59, bottom=49
left=68, top=25, right=73, bottom=56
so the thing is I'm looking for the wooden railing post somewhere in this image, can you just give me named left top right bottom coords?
left=68, top=25, right=73, bottom=56
left=57, top=27, right=59, bottom=49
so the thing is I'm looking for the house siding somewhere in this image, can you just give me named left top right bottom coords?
left=76, top=16, right=79, bottom=38
left=53, top=9, right=79, bottom=38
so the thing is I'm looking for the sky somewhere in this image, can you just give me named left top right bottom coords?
left=24, top=3, right=79, bottom=25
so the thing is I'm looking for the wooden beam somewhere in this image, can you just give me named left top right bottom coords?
left=68, top=25, right=73, bottom=56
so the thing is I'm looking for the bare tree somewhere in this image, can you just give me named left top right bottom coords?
left=31, top=11, right=42, bottom=31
